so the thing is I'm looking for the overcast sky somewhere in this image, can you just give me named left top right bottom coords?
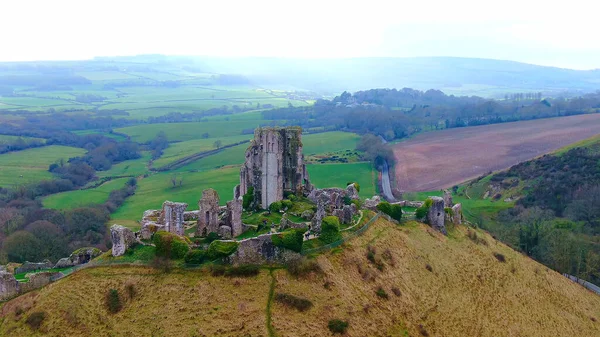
left=1, top=0, right=598, bottom=70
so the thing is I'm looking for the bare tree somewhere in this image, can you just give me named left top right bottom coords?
left=213, top=140, right=222, bottom=149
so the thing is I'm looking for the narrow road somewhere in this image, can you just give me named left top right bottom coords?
left=378, top=136, right=396, bottom=202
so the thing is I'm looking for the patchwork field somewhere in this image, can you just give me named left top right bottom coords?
left=393, top=114, right=600, bottom=192
left=0, top=145, right=86, bottom=187
left=42, top=178, right=129, bottom=210
left=96, top=153, right=152, bottom=178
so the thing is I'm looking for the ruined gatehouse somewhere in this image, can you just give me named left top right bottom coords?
left=238, top=127, right=312, bottom=209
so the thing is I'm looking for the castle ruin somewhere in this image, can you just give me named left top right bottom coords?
left=238, top=127, right=312, bottom=209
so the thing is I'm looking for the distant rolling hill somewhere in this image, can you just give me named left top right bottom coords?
left=194, top=56, right=600, bottom=96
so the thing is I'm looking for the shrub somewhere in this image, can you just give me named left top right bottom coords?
left=375, top=287, right=389, bottom=299
left=415, top=199, right=432, bottom=220
left=287, top=258, right=322, bottom=277
left=343, top=195, right=352, bottom=205
left=377, top=201, right=392, bottom=215
left=281, top=199, right=293, bottom=210
left=425, top=264, right=433, bottom=272
left=210, top=264, right=226, bottom=276
left=206, top=232, right=220, bottom=243
left=184, top=249, right=207, bottom=264
left=328, top=319, right=349, bottom=334
left=26, top=311, right=46, bottom=330
left=392, top=287, right=402, bottom=296
left=272, top=228, right=305, bottom=252
left=269, top=201, right=283, bottom=213
left=105, top=289, right=122, bottom=314
left=224, top=264, right=260, bottom=277
left=242, top=186, right=254, bottom=210
left=493, top=252, right=506, bottom=263
left=320, top=216, right=341, bottom=244
left=207, top=240, right=239, bottom=260
left=124, top=280, right=136, bottom=300
left=351, top=199, right=362, bottom=209
left=275, top=293, right=313, bottom=311
left=153, top=231, right=189, bottom=259
left=151, top=256, right=173, bottom=272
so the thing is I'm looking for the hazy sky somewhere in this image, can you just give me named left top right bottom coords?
left=2, top=0, right=598, bottom=69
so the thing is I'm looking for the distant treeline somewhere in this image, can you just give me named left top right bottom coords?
left=263, top=88, right=600, bottom=140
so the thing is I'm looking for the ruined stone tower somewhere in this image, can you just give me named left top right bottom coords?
left=238, top=127, right=311, bottom=209
left=197, top=189, right=220, bottom=236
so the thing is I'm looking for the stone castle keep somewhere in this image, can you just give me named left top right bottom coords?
left=238, top=127, right=312, bottom=209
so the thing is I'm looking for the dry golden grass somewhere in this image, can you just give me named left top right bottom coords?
left=2, top=218, right=600, bottom=337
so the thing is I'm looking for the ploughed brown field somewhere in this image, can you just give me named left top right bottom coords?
left=393, top=114, right=600, bottom=192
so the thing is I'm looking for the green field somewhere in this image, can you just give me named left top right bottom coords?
left=0, top=145, right=86, bottom=187
left=96, top=152, right=152, bottom=178
left=115, top=120, right=263, bottom=143
left=172, top=143, right=247, bottom=172
left=302, top=131, right=360, bottom=155
left=111, top=167, right=239, bottom=225
left=307, top=162, right=377, bottom=198
left=72, top=129, right=128, bottom=141
left=152, top=134, right=251, bottom=168
left=42, top=178, right=129, bottom=210
left=0, top=135, right=46, bottom=144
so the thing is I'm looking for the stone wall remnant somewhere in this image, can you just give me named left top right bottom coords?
left=159, top=201, right=188, bottom=236
left=110, top=225, right=136, bottom=257
left=15, top=260, right=53, bottom=274
left=54, top=247, right=102, bottom=269
left=364, top=195, right=381, bottom=209
left=226, top=234, right=302, bottom=265
left=197, top=189, right=221, bottom=237
left=451, top=203, right=462, bottom=225
left=239, top=127, right=312, bottom=209
left=443, top=190, right=453, bottom=207
left=427, top=197, right=447, bottom=235
left=224, top=199, right=243, bottom=237
left=0, top=272, right=19, bottom=300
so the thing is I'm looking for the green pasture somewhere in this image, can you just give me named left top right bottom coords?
left=96, top=152, right=151, bottom=178
left=307, top=162, right=377, bottom=199
left=302, top=131, right=360, bottom=155
left=111, top=167, right=239, bottom=225
left=0, top=145, right=86, bottom=187
left=153, top=134, right=251, bottom=168
left=72, top=129, right=128, bottom=141
left=115, top=120, right=263, bottom=143
left=0, top=135, right=46, bottom=144
left=42, top=177, right=129, bottom=210
left=173, top=143, right=248, bottom=172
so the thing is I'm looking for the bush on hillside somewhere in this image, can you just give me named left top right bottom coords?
left=153, top=231, right=189, bottom=259
left=205, top=232, right=221, bottom=243
left=224, top=264, right=260, bottom=277
left=347, top=181, right=361, bottom=192
left=320, top=216, right=341, bottom=244
left=287, top=258, right=323, bottom=277
left=272, top=228, right=306, bottom=252
left=269, top=201, right=283, bottom=213
left=105, top=289, right=122, bottom=314
left=207, top=240, right=239, bottom=260
left=184, top=249, right=207, bottom=264
left=415, top=199, right=432, bottom=220
left=375, top=287, right=389, bottom=299
left=328, top=319, right=349, bottom=334
left=26, top=311, right=46, bottom=330
left=281, top=199, right=293, bottom=210
left=275, top=293, right=313, bottom=311
left=377, top=201, right=402, bottom=221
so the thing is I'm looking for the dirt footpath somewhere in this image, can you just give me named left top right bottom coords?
left=393, top=114, right=600, bottom=192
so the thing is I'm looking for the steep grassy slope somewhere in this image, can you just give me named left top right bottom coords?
left=2, top=219, right=599, bottom=336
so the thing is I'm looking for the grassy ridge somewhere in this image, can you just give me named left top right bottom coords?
left=42, top=178, right=129, bottom=210
left=0, top=145, right=86, bottom=187
left=96, top=153, right=152, bottom=178
left=3, top=218, right=600, bottom=336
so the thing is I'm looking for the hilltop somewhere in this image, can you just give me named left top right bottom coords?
left=1, top=217, right=599, bottom=337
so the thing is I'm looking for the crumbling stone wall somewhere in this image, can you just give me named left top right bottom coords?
left=443, top=189, right=453, bottom=207
left=159, top=201, right=188, bottom=236
left=226, top=234, right=302, bottom=265
left=19, top=272, right=59, bottom=293
left=197, top=189, right=221, bottom=236
left=239, top=127, right=312, bottom=209
left=0, top=271, right=19, bottom=300
left=308, top=185, right=360, bottom=230
left=224, top=199, right=243, bottom=237
left=15, top=260, right=53, bottom=274
left=451, top=203, right=462, bottom=225
left=54, top=247, right=102, bottom=268
left=427, top=197, right=447, bottom=235
left=110, top=225, right=136, bottom=257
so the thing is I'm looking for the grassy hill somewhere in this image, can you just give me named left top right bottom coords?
left=1, top=218, right=599, bottom=336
